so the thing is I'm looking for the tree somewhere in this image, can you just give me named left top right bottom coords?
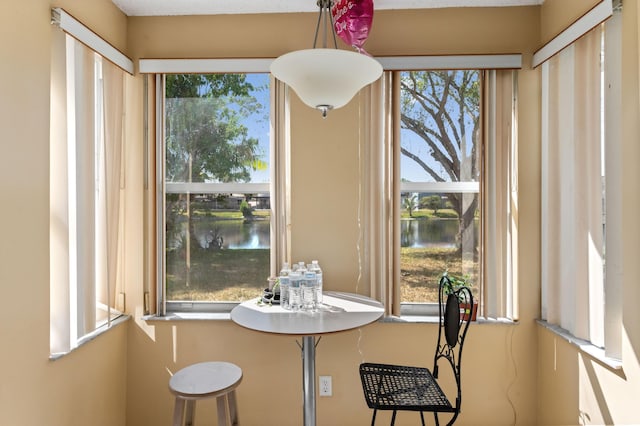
left=403, top=194, right=418, bottom=217
left=239, top=199, right=253, bottom=219
left=164, top=74, right=267, bottom=288
left=165, top=74, right=265, bottom=184
left=400, top=71, right=480, bottom=251
left=422, top=195, right=443, bottom=215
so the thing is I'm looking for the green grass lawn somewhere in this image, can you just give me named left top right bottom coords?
left=401, top=247, right=477, bottom=302
left=167, top=246, right=477, bottom=303
left=400, top=208, right=459, bottom=219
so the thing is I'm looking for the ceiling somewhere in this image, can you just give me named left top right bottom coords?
left=111, top=0, right=543, bottom=16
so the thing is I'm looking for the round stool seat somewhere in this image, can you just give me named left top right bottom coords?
left=170, top=362, right=242, bottom=398
left=169, top=362, right=242, bottom=426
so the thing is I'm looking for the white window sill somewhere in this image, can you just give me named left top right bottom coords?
left=49, top=315, right=130, bottom=361
left=143, top=312, right=232, bottom=321
left=537, top=320, right=622, bottom=370
left=384, top=315, right=517, bottom=325
left=143, top=311, right=515, bottom=326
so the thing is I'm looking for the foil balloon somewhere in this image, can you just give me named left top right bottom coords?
left=332, top=0, right=374, bottom=54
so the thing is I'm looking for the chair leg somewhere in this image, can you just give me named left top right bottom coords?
left=228, top=389, right=239, bottom=425
left=184, top=400, right=196, bottom=426
left=217, top=394, right=231, bottom=426
left=391, top=410, right=397, bottom=426
left=172, top=398, right=185, bottom=426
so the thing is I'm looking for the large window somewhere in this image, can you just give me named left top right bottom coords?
left=540, top=14, right=622, bottom=360
left=159, top=73, right=274, bottom=311
left=361, top=61, right=517, bottom=319
left=151, top=58, right=516, bottom=319
left=50, top=30, right=127, bottom=355
left=398, top=71, right=481, bottom=305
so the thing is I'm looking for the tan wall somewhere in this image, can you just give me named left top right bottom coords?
left=0, top=2, right=129, bottom=425
left=537, top=2, right=640, bottom=425
left=127, top=7, right=539, bottom=60
left=539, top=0, right=602, bottom=45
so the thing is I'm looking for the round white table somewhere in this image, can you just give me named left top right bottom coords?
left=230, top=291, right=384, bottom=426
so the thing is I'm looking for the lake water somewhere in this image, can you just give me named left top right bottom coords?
left=401, top=218, right=466, bottom=248
left=173, top=218, right=470, bottom=250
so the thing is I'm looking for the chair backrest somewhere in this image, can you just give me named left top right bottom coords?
left=433, top=275, right=473, bottom=412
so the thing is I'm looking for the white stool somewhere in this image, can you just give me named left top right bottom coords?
left=169, top=361, right=242, bottom=426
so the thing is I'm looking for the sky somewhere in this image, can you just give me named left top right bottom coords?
left=241, top=72, right=476, bottom=184
left=242, top=73, right=271, bottom=183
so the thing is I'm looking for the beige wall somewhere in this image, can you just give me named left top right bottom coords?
left=127, top=7, right=540, bottom=60
left=539, top=0, right=602, bottom=45
left=537, top=2, right=640, bottom=425
left=2, top=1, right=639, bottom=425
left=0, top=2, right=129, bottom=425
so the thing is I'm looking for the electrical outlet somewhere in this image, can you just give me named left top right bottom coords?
left=319, top=375, right=332, bottom=396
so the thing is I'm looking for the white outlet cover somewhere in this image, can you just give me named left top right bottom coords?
left=319, top=375, right=332, bottom=396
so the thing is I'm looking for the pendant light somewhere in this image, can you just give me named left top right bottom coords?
left=270, top=0, right=383, bottom=118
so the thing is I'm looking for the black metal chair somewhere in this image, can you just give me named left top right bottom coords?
left=359, top=275, right=473, bottom=426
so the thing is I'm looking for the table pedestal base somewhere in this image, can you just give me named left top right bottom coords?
left=301, top=335, right=317, bottom=426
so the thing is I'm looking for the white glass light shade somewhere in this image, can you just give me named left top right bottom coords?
left=270, top=48, right=383, bottom=114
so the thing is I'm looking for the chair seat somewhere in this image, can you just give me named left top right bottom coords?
left=359, top=363, right=454, bottom=413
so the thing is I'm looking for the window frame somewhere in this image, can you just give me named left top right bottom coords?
left=394, top=68, right=487, bottom=317
left=145, top=60, right=290, bottom=316
left=395, top=70, right=483, bottom=316
left=539, top=11, right=622, bottom=360
left=362, top=56, right=521, bottom=320
left=145, top=56, right=518, bottom=319
left=50, top=22, right=130, bottom=356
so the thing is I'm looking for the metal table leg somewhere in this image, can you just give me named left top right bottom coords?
left=301, top=335, right=317, bottom=426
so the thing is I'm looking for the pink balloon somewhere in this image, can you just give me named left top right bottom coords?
left=332, top=0, right=374, bottom=54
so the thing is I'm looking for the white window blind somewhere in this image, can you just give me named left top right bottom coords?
left=540, top=24, right=606, bottom=347
left=50, top=31, right=126, bottom=356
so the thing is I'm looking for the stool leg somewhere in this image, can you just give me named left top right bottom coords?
left=185, top=400, right=196, bottom=426
left=172, top=398, right=185, bottom=426
left=217, top=394, right=231, bottom=426
left=227, top=390, right=239, bottom=425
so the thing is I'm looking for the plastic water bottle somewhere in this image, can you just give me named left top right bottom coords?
left=279, top=262, right=291, bottom=309
left=288, top=271, right=302, bottom=310
left=280, top=262, right=291, bottom=276
left=311, top=260, right=323, bottom=306
left=302, top=267, right=317, bottom=311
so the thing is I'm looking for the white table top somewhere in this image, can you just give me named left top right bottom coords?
left=230, top=291, right=384, bottom=335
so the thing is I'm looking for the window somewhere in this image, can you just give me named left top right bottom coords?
left=398, top=71, right=481, bottom=305
left=50, top=30, right=127, bottom=355
left=162, top=73, right=270, bottom=309
left=148, top=57, right=515, bottom=318
left=360, top=59, right=518, bottom=319
left=540, top=14, right=622, bottom=359
left=150, top=64, right=290, bottom=315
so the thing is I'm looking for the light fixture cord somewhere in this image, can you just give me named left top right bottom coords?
left=313, top=0, right=338, bottom=49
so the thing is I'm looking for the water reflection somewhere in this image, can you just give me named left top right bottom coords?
left=168, top=218, right=478, bottom=251
left=400, top=219, right=478, bottom=248
left=168, top=219, right=271, bottom=250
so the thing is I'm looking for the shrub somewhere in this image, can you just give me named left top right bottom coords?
left=239, top=200, right=253, bottom=218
